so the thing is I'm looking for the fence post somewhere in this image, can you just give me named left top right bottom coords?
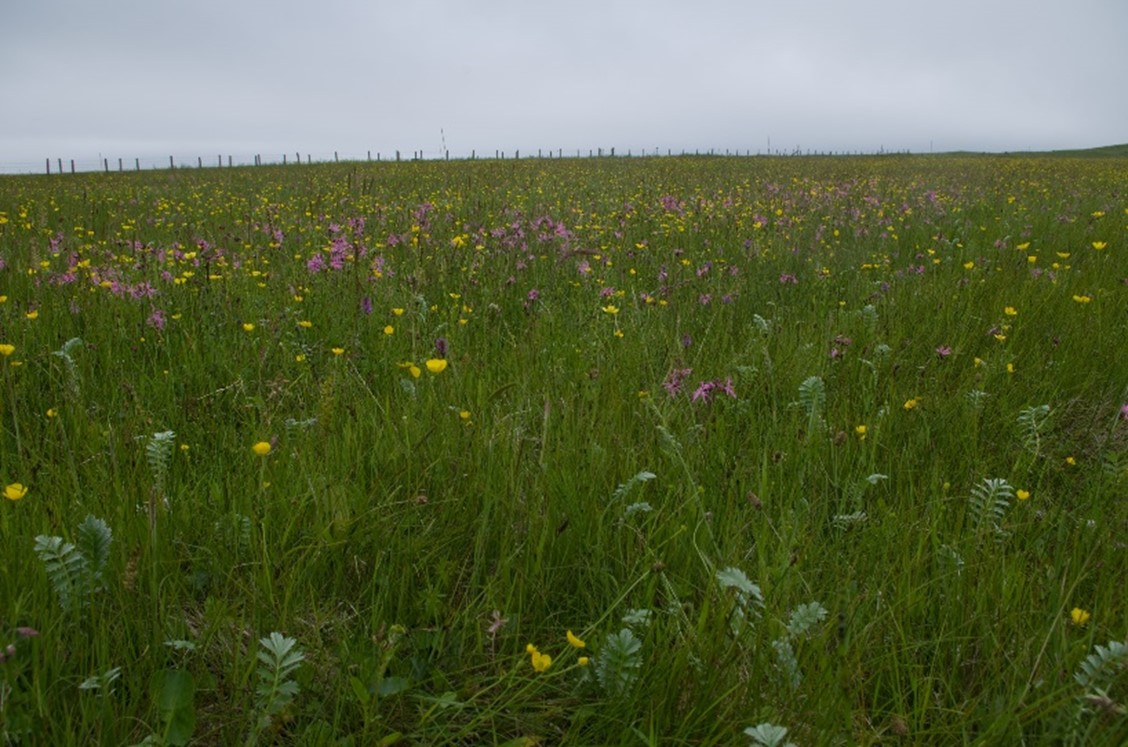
left=283, top=154, right=287, bottom=165
left=46, top=158, right=50, bottom=175
left=58, top=158, right=63, bottom=174
left=367, top=150, right=371, bottom=161
left=334, top=151, right=338, bottom=162
left=118, top=158, right=123, bottom=172
left=198, top=156, right=203, bottom=168
left=296, top=152, right=300, bottom=164
left=135, top=158, right=140, bottom=171
left=104, top=158, right=109, bottom=173
left=70, top=159, right=75, bottom=174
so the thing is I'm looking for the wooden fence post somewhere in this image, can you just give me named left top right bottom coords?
left=367, top=150, right=371, bottom=161
left=46, top=158, right=50, bottom=175
left=135, top=158, right=140, bottom=171
left=283, top=154, right=287, bottom=165
left=103, top=158, right=109, bottom=173
left=71, top=160, right=75, bottom=174
left=118, top=158, right=123, bottom=172
left=198, top=156, right=203, bottom=168
left=334, top=151, right=338, bottom=162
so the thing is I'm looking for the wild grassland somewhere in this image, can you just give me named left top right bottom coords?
left=0, top=155, right=1126, bottom=745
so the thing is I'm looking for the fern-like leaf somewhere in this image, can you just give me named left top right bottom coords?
left=797, top=376, right=825, bottom=423
left=612, top=470, right=656, bottom=502
left=772, top=638, right=801, bottom=690
left=786, top=601, right=828, bottom=638
left=75, top=514, right=112, bottom=588
left=969, top=477, right=1014, bottom=532
left=146, top=430, right=176, bottom=493
left=595, top=628, right=642, bottom=698
left=1074, top=640, right=1128, bottom=690
left=744, top=722, right=796, bottom=747
left=1016, top=404, right=1050, bottom=455
left=254, top=632, right=305, bottom=729
left=34, top=535, right=87, bottom=611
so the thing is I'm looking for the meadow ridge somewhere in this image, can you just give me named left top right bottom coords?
left=0, top=155, right=1125, bottom=745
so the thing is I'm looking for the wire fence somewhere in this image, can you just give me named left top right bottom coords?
left=0, top=145, right=904, bottom=176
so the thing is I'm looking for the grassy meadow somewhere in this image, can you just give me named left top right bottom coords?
left=0, top=154, right=1126, bottom=745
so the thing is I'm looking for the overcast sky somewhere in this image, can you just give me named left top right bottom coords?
left=1, top=0, right=1125, bottom=170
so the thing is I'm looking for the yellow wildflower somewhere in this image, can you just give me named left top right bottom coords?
left=903, top=397, right=920, bottom=411
left=1091, top=241, right=1106, bottom=250
left=601, top=304, right=620, bottom=315
left=854, top=425, right=867, bottom=440
left=1070, top=608, right=1091, bottom=626
left=25, top=310, right=38, bottom=320
left=1016, top=489, right=1030, bottom=501
left=392, top=307, right=405, bottom=316
left=298, top=320, right=312, bottom=328
left=425, top=358, right=448, bottom=374
left=566, top=630, right=586, bottom=649
left=0, top=344, right=14, bottom=357
left=242, top=323, right=255, bottom=332
left=4, top=483, right=27, bottom=501
left=1004, top=306, right=1017, bottom=317
left=331, top=347, right=345, bottom=356
left=252, top=441, right=272, bottom=457
left=526, top=643, right=552, bottom=672
left=46, top=408, right=58, bottom=418
left=1065, top=456, right=1076, bottom=466
left=383, top=325, right=394, bottom=335
left=578, top=656, right=590, bottom=667
left=1072, top=295, right=1091, bottom=304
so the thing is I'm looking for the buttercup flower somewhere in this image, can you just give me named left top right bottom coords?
left=1016, top=489, right=1030, bottom=501
left=854, top=425, right=867, bottom=440
left=4, top=483, right=28, bottom=501
left=903, top=397, right=920, bottom=411
left=0, top=344, right=14, bottom=357
left=566, top=630, right=586, bottom=649
left=252, top=441, right=272, bottom=457
left=1070, top=608, right=1091, bottom=626
left=526, top=643, right=552, bottom=672
left=425, top=359, right=448, bottom=374
left=243, top=323, right=255, bottom=332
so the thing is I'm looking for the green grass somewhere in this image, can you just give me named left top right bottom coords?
left=0, top=155, right=1126, bottom=745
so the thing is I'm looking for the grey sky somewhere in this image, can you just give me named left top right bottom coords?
left=1, top=0, right=1125, bottom=170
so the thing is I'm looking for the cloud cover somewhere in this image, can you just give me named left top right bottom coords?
left=1, top=0, right=1124, bottom=170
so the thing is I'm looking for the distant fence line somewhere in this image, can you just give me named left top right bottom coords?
left=1, top=146, right=915, bottom=176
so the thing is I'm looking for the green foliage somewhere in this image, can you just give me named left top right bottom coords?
left=33, top=515, right=112, bottom=612
left=1016, top=404, right=1051, bottom=456
left=1074, top=640, right=1128, bottom=692
left=744, top=722, right=797, bottom=747
left=796, top=375, right=826, bottom=432
left=785, top=602, right=828, bottom=638
left=968, top=478, right=1014, bottom=533
left=252, top=632, right=305, bottom=736
left=151, top=669, right=196, bottom=746
left=611, top=470, right=656, bottom=502
left=595, top=628, right=642, bottom=699
left=1, top=155, right=1126, bottom=743
left=145, top=430, right=177, bottom=496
